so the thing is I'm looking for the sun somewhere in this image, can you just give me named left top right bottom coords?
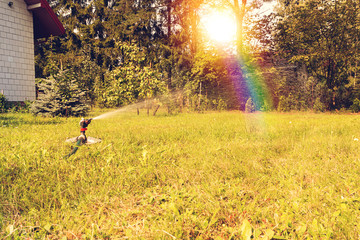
left=201, top=10, right=237, bottom=43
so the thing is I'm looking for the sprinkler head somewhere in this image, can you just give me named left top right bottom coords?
left=80, top=118, right=92, bottom=130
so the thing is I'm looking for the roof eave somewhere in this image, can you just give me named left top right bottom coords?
left=24, top=0, right=65, bottom=39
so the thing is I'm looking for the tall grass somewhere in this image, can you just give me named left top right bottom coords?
left=1, top=111, right=360, bottom=239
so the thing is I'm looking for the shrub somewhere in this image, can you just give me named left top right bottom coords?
left=260, top=100, right=272, bottom=112
left=277, top=95, right=295, bottom=112
left=99, top=42, right=166, bottom=108
left=350, top=98, right=360, bottom=113
left=0, top=93, right=7, bottom=113
left=213, top=98, right=227, bottom=111
left=313, top=97, right=326, bottom=112
left=7, top=102, right=31, bottom=113
left=245, top=98, right=256, bottom=113
left=31, top=70, right=90, bottom=117
left=277, top=96, right=287, bottom=112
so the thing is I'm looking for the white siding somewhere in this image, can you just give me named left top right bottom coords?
left=0, top=0, right=35, bottom=101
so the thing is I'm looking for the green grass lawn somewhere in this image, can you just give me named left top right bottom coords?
left=1, top=110, right=360, bottom=239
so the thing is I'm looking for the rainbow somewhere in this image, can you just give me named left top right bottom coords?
left=225, top=51, right=274, bottom=111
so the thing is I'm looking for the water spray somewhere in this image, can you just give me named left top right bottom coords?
left=64, top=91, right=183, bottom=158
left=64, top=118, right=101, bottom=158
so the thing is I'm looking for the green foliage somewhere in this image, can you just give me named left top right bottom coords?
left=350, top=98, right=360, bottom=113
left=212, top=97, right=227, bottom=111
left=31, top=70, right=90, bottom=117
left=99, top=42, right=167, bottom=107
left=274, top=0, right=360, bottom=110
left=7, top=101, right=32, bottom=113
left=185, top=48, right=236, bottom=111
left=240, top=51, right=274, bottom=111
left=138, top=67, right=167, bottom=100
left=100, top=66, right=140, bottom=107
left=30, top=0, right=359, bottom=113
left=35, top=0, right=182, bottom=92
left=313, top=97, right=326, bottom=112
left=73, top=55, right=102, bottom=105
left=245, top=97, right=256, bottom=112
left=260, top=100, right=272, bottom=112
left=0, top=93, right=7, bottom=113
left=277, top=96, right=289, bottom=112
left=0, top=94, right=31, bottom=113
left=277, top=93, right=308, bottom=112
left=191, top=50, right=224, bottom=85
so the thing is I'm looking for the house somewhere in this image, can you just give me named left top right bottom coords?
left=0, top=0, right=64, bottom=102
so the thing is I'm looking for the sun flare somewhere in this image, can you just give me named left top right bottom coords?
left=201, top=10, right=237, bottom=43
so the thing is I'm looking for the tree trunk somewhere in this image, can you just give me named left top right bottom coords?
left=167, top=0, right=172, bottom=87
left=190, top=1, right=200, bottom=55
left=233, top=0, right=247, bottom=55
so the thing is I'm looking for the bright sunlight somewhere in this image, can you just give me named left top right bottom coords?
left=201, top=10, right=237, bottom=43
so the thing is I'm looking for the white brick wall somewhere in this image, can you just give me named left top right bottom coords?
left=0, top=0, right=35, bottom=101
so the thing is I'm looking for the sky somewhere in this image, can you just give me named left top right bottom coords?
left=253, top=0, right=276, bottom=16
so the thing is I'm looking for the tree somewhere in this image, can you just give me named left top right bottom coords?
left=274, top=0, right=360, bottom=110
left=220, top=0, right=247, bottom=54
left=34, top=0, right=280, bottom=111
left=36, top=0, right=172, bottom=104
left=99, top=42, right=166, bottom=107
left=31, top=69, right=90, bottom=117
left=156, top=0, right=204, bottom=88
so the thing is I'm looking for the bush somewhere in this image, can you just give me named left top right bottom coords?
left=313, top=97, right=326, bottom=112
left=31, top=70, right=90, bottom=117
left=213, top=98, right=227, bottom=111
left=245, top=98, right=256, bottom=113
left=7, top=101, right=32, bottom=113
left=277, top=95, right=293, bottom=112
left=260, top=100, right=272, bottom=112
left=0, top=93, right=7, bottom=113
left=350, top=98, right=360, bottom=113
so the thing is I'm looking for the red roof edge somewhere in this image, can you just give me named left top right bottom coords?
left=39, top=0, right=65, bottom=35
left=24, top=0, right=65, bottom=39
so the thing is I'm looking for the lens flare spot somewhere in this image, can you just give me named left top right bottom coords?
left=201, top=10, right=237, bottom=43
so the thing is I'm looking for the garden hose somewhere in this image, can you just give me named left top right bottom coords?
left=64, top=118, right=92, bottom=158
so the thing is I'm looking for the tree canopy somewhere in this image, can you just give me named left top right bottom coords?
left=33, top=0, right=360, bottom=114
left=274, top=0, right=360, bottom=110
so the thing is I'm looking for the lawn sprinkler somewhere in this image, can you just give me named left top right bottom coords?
left=65, top=118, right=101, bottom=158
left=79, top=118, right=92, bottom=143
